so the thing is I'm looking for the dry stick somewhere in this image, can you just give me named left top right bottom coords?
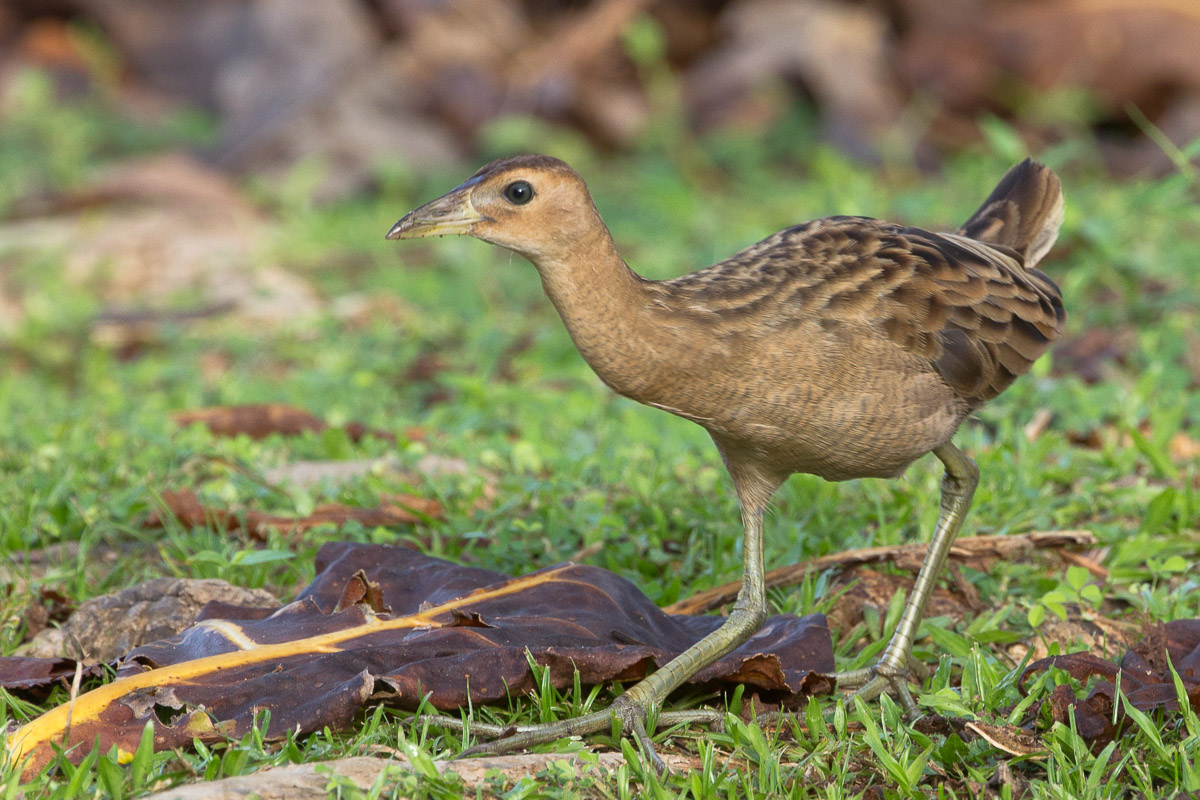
left=1058, top=549, right=1110, bottom=580
left=664, top=530, right=1096, bottom=616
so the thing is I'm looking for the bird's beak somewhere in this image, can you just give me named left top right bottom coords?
left=385, top=185, right=487, bottom=240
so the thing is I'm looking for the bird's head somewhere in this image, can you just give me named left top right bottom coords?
left=386, top=154, right=601, bottom=263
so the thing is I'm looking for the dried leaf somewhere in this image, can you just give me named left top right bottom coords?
left=1020, top=620, right=1200, bottom=745
left=5, top=544, right=833, bottom=775
left=147, top=489, right=441, bottom=540
left=0, top=153, right=321, bottom=327
left=0, top=657, right=101, bottom=696
left=15, top=579, right=278, bottom=665
left=964, top=721, right=1046, bottom=758
left=825, top=569, right=969, bottom=639
left=172, top=404, right=392, bottom=443
left=686, top=0, right=901, bottom=145
left=19, top=588, right=74, bottom=641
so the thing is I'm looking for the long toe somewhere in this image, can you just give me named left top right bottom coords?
left=456, top=707, right=616, bottom=759
left=833, top=661, right=920, bottom=715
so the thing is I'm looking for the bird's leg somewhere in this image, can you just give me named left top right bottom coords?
left=834, top=442, right=979, bottom=713
left=458, top=503, right=768, bottom=772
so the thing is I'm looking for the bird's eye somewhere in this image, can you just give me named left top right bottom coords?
left=503, top=180, right=534, bottom=205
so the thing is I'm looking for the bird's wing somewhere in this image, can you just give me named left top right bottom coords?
left=658, top=217, right=1065, bottom=405
left=880, top=224, right=1065, bottom=403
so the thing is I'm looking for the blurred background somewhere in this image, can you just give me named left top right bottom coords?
left=2, top=0, right=1198, bottom=334
left=3, top=0, right=1199, bottom=193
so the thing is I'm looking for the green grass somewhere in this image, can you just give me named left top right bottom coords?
left=2, top=65, right=1199, bottom=798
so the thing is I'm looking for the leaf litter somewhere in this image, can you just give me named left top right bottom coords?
left=146, top=489, right=443, bottom=541
left=1019, top=619, right=1200, bottom=744
left=171, top=403, right=394, bottom=444
left=3, top=543, right=834, bottom=776
left=5, top=530, right=1197, bottom=779
left=3, top=545, right=1198, bottom=785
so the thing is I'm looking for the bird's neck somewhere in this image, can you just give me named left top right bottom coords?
left=530, top=226, right=662, bottom=399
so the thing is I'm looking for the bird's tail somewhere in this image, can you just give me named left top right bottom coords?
left=957, top=158, right=1064, bottom=268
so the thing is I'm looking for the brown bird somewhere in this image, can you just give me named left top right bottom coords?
left=387, top=156, right=1064, bottom=768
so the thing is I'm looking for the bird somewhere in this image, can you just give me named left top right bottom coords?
left=386, top=155, right=1065, bottom=769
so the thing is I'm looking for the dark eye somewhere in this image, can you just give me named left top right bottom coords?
left=503, top=180, right=533, bottom=205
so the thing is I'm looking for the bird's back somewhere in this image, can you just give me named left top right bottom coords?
left=636, top=160, right=1065, bottom=482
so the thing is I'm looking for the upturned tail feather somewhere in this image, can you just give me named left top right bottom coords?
left=958, top=158, right=1064, bottom=269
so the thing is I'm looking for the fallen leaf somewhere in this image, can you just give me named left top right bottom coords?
left=1067, top=428, right=1105, bottom=450
left=5, top=543, right=833, bottom=775
left=897, top=0, right=1200, bottom=171
left=0, top=153, right=322, bottom=328
left=1037, top=613, right=1141, bottom=662
left=1020, top=619, right=1200, bottom=746
left=686, top=0, right=901, bottom=149
left=19, top=588, right=74, bottom=641
left=0, top=658, right=101, bottom=697
left=964, top=721, right=1046, bottom=758
left=825, top=569, right=969, bottom=639
left=21, top=578, right=279, bottom=665
left=172, top=404, right=392, bottom=443
left=147, top=489, right=441, bottom=540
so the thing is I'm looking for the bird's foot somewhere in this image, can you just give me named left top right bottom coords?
left=832, top=652, right=929, bottom=715
left=441, top=697, right=723, bottom=775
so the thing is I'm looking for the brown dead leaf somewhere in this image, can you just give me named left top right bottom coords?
left=403, top=351, right=449, bottom=383
left=172, top=404, right=393, bottom=443
left=148, top=489, right=441, bottom=540
left=19, top=588, right=74, bottom=642
left=898, top=0, right=1200, bottom=170
left=5, top=543, right=833, bottom=776
left=382, top=494, right=444, bottom=520
left=1020, top=619, right=1200, bottom=746
left=1067, top=428, right=1105, bottom=450
left=18, top=18, right=91, bottom=76
left=1032, top=613, right=1141, bottom=662
left=0, top=658, right=102, bottom=699
left=20, top=578, right=279, bottom=665
left=964, top=721, right=1046, bottom=758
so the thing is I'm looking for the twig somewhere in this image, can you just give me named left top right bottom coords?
left=664, top=530, right=1096, bottom=615
left=1058, top=549, right=1110, bottom=580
